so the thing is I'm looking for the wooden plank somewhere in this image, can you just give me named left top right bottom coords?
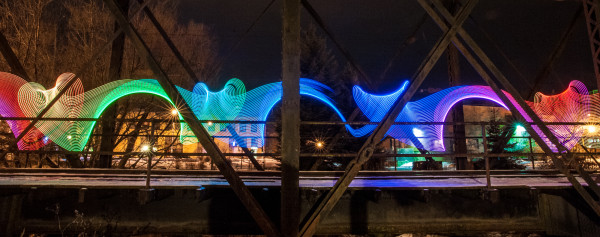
left=101, top=0, right=279, bottom=235
left=298, top=1, right=479, bottom=236
left=281, top=0, right=301, bottom=236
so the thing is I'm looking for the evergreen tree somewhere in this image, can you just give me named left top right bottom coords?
left=474, top=109, right=525, bottom=170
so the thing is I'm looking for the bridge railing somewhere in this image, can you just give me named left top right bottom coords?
left=1, top=118, right=599, bottom=171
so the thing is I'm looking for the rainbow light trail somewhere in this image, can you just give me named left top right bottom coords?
left=351, top=80, right=589, bottom=152
left=0, top=72, right=594, bottom=152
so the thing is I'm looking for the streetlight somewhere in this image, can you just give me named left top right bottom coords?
left=515, top=125, right=526, bottom=135
left=171, top=109, right=178, bottom=115
left=586, top=125, right=597, bottom=133
left=312, top=140, right=325, bottom=151
left=141, top=145, right=150, bottom=152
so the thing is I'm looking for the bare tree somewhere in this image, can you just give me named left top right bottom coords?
left=0, top=0, right=221, bottom=168
left=122, top=0, right=221, bottom=86
left=0, top=0, right=57, bottom=84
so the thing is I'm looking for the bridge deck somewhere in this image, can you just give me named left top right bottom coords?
left=0, top=169, right=593, bottom=190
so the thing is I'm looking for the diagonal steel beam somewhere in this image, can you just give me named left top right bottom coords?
left=226, top=126, right=264, bottom=170
left=301, top=0, right=372, bottom=87
left=526, top=5, right=582, bottom=100
left=299, top=1, right=479, bottom=236
left=422, top=0, right=600, bottom=215
left=427, top=0, right=600, bottom=200
left=101, top=0, right=279, bottom=235
left=0, top=0, right=153, bottom=166
left=136, top=0, right=264, bottom=171
left=0, top=32, right=30, bottom=80
left=302, top=0, right=392, bottom=170
left=432, top=0, right=577, bottom=155
left=136, top=0, right=199, bottom=84
left=583, top=0, right=600, bottom=89
left=309, top=8, right=429, bottom=171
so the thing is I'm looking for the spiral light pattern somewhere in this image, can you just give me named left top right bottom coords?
left=0, top=71, right=594, bottom=152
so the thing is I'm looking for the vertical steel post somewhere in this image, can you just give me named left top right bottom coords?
left=102, top=0, right=279, bottom=235
left=136, top=0, right=264, bottom=170
left=481, top=124, right=491, bottom=189
left=529, top=137, right=535, bottom=169
left=423, top=0, right=600, bottom=215
left=282, top=0, right=301, bottom=236
left=445, top=0, right=468, bottom=170
left=146, top=122, right=155, bottom=189
left=299, top=1, right=479, bottom=235
left=99, top=0, right=129, bottom=168
left=393, top=139, right=397, bottom=171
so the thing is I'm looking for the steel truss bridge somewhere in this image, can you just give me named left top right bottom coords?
left=1, top=0, right=600, bottom=236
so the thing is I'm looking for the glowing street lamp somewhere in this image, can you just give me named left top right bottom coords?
left=141, top=145, right=150, bottom=152
left=586, top=125, right=597, bottom=133
left=171, top=109, right=178, bottom=115
left=515, top=125, right=526, bottom=135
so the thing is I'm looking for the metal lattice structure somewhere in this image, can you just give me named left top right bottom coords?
left=0, top=0, right=599, bottom=236
left=584, top=0, right=600, bottom=89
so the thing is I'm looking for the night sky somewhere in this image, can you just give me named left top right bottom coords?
left=178, top=0, right=594, bottom=95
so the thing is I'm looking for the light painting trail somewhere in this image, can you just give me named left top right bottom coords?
left=351, top=80, right=589, bottom=152
left=0, top=71, right=594, bottom=152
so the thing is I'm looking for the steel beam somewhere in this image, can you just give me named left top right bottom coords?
left=302, top=0, right=373, bottom=170
left=99, top=0, right=129, bottom=168
left=101, top=0, right=279, bottom=235
left=303, top=0, right=422, bottom=170
left=282, top=0, right=301, bottom=236
left=136, top=0, right=264, bottom=171
left=0, top=32, right=29, bottom=80
left=526, top=5, right=582, bottom=100
left=299, top=1, right=478, bottom=236
left=427, top=0, right=600, bottom=197
left=583, top=0, right=600, bottom=89
left=301, top=0, right=371, bottom=86
left=135, top=0, right=199, bottom=84
left=423, top=0, right=600, bottom=215
left=445, top=0, right=468, bottom=170
left=0, top=0, right=153, bottom=166
left=226, top=126, right=264, bottom=171
left=0, top=73, right=80, bottom=166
